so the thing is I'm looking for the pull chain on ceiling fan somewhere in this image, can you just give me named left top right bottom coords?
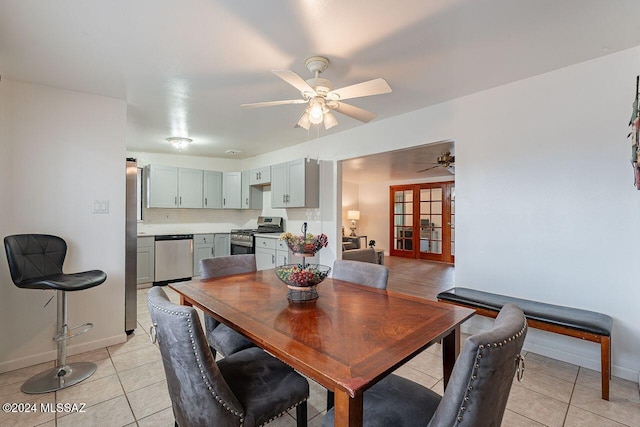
left=241, top=56, right=392, bottom=130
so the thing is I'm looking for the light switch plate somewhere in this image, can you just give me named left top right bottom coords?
left=93, top=200, right=109, bottom=214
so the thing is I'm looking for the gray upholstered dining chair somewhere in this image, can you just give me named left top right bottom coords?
left=327, top=259, right=390, bottom=409
left=332, top=259, right=389, bottom=290
left=148, top=286, right=309, bottom=427
left=200, top=254, right=257, bottom=357
left=323, top=303, right=527, bottom=427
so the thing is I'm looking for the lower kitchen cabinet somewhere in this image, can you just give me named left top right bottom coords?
left=193, top=234, right=215, bottom=277
left=214, top=233, right=230, bottom=257
left=137, top=236, right=155, bottom=284
left=255, top=236, right=317, bottom=270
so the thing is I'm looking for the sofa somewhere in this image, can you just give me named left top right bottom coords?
left=342, top=237, right=380, bottom=264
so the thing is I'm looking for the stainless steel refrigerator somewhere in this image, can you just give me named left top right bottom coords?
left=125, top=158, right=137, bottom=334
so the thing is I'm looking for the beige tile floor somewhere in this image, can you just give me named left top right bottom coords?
left=1, top=287, right=639, bottom=427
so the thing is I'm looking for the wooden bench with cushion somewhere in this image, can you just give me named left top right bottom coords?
left=437, top=287, right=613, bottom=400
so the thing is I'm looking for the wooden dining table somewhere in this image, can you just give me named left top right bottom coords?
left=170, top=269, right=475, bottom=427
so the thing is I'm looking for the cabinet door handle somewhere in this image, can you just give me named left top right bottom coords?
left=223, top=198, right=226, bottom=206
left=179, top=196, right=182, bottom=205
left=282, top=194, right=285, bottom=203
left=174, top=196, right=177, bottom=206
left=205, top=197, right=207, bottom=206
left=272, top=254, right=275, bottom=264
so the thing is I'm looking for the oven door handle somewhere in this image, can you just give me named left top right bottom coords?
left=230, top=241, right=253, bottom=248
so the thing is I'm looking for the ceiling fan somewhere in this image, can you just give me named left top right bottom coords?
left=416, top=151, right=455, bottom=173
left=241, top=56, right=392, bottom=130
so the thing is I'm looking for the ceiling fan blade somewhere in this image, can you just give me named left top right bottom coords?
left=333, top=102, right=377, bottom=123
left=241, top=99, right=307, bottom=109
left=272, top=70, right=316, bottom=96
left=327, top=78, right=392, bottom=101
left=416, top=165, right=442, bottom=173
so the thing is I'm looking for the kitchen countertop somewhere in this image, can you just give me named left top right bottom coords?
left=253, top=233, right=284, bottom=239
left=137, top=231, right=230, bottom=237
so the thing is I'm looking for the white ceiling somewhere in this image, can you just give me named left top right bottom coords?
left=2, top=0, right=639, bottom=160
left=342, top=140, right=455, bottom=184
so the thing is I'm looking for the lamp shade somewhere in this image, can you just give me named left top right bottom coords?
left=347, top=210, right=360, bottom=220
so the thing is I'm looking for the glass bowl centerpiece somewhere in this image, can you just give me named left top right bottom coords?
left=275, top=224, right=330, bottom=302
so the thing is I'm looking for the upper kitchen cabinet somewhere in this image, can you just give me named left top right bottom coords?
left=178, top=168, right=203, bottom=208
left=241, top=170, right=263, bottom=210
left=271, top=158, right=319, bottom=208
left=203, top=170, right=223, bottom=209
left=145, top=164, right=178, bottom=208
left=222, top=172, right=242, bottom=209
left=145, top=164, right=203, bottom=208
left=249, top=166, right=271, bottom=186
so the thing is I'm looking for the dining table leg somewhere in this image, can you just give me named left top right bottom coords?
left=442, top=326, right=461, bottom=388
left=333, top=389, right=363, bottom=426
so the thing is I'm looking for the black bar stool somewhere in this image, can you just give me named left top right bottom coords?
left=4, top=234, right=107, bottom=394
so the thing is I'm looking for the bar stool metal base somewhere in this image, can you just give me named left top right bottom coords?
left=21, top=362, right=97, bottom=394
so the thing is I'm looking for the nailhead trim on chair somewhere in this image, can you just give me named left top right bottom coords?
left=258, top=398, right=308, bottom=427
left=453, top=320, right=527, bottom=426
left=149, top=301, right=245, bottom=425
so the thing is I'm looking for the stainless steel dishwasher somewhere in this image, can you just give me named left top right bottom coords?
left=154, top=234, right=193, bottom=285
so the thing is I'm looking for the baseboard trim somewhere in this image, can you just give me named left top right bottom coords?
left=0, top=334, right=127, bottom=374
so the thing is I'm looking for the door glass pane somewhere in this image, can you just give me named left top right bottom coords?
left=403, top=214, right=413, bottom=226
left=430, top=215, right=442, bottom=227
left=404, top=190, right=413, bottom=202
left=420, top=202, right=430, bottom=214
left=432, top=188, right=442, bottom=200
left=420, top=189, right=431, bottom=201
left=431, top=201, right=442, bottom=214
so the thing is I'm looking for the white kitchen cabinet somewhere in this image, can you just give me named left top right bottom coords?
left=241, top=170, right=263, bottom=210
left=255, top=237, right=277, bottom=270
left=255, top=247, right=275, bottom=271
left=145, top=164, right=178, bottom=208
left=214, top=233, right=230, bottom=257
left=249, top=166, right=271, bottom=185
left=222, top=172, right=242, bottom=209
left=193, top=234, right=214, bottom=277
left=271, top=158, right=319, bottom=208
left=145, top=164, right=203, bottom=208
left=203, top=170, right=223, bottom=209
left=255, top=235, right=317, bottom=270
left=137, top=236, right=155, bottom=284
left=178, top=168, right=203, bottom=208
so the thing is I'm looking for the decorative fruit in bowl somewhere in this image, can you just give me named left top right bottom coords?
left=279, top=232, right=329, bottom=255
left=275, top=264, right=331, bottom=287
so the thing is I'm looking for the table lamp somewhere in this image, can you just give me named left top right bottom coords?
left=347, top=210, right=360, bottom=237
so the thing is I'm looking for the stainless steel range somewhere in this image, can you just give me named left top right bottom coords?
left=230, top=216, right=284, bottom=255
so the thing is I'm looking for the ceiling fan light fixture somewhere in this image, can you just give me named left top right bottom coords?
left=323, top=111, right=338, bottom=129
left=297, top=111, right=311, bottom=130
left=166, top=137, right=192, bottom=150
left=308, top=98, right=324, bottom=125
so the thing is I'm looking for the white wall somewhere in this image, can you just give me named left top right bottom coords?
left=247, top=46, right=640, bottom=380
left=0, top=80, right=128, bottom=372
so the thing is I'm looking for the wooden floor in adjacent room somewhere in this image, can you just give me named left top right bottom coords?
left=384, top=255, right=455, bottom=300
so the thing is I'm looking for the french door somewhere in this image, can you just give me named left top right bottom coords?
left=390, top=182, right=455, bottom=263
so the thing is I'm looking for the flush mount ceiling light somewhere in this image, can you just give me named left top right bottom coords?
left=166, top=137, right=192, bottom=150
left=242, top=56, right=392, bottom=131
